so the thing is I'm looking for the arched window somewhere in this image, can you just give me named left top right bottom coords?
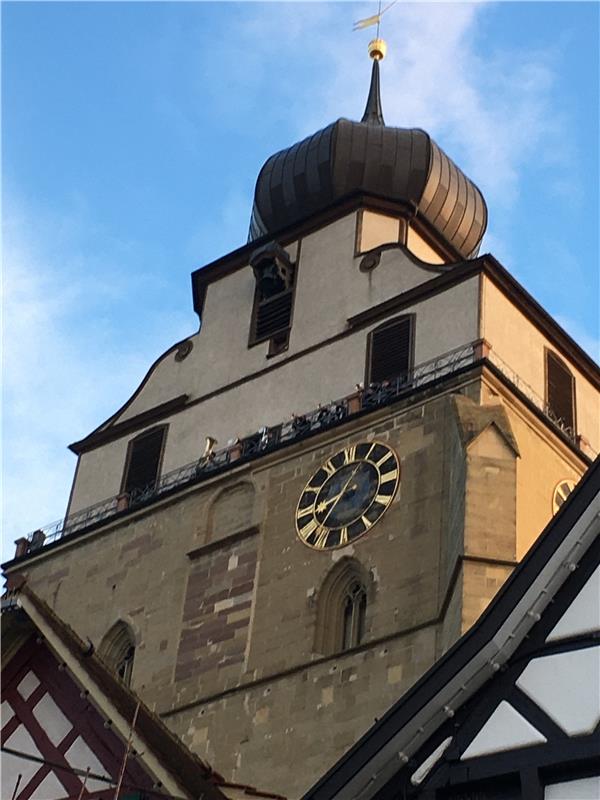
left=342, top=581, right=367, bottom=650
left=314, top=559, right=372, bottom=656
left=98, top=621, right=136, bottom=686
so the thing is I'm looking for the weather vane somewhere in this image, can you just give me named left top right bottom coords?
left=352, top=0, right=398, bottom=44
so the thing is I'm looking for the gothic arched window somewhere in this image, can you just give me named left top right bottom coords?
left=98, top=621, right=136, bottom=686
left=342, top=581, right=367, bottom=650
left=314, top=559, right=372, bottom=656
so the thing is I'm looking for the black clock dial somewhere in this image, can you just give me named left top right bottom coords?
left=314, top=462, right=379, bottom=528
left=295, top=441, right=400, bottom=550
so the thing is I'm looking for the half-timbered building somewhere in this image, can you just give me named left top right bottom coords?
left=304, top=458, right=600, bottom=800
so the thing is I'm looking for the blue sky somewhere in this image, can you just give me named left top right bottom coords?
left=2, top=1, right=599, bottom=558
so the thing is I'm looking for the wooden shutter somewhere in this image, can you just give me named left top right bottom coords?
left=253, top=289, right=293, bottom=342
left=546, top=351, right=575, bottom=433
left=123, top=427, right=165, bottom=495
left=368, top=317, right=413, bottom=383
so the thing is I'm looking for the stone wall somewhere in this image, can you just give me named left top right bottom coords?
left=176, top=531, right=258, bottom=684
left=8, top=371, right=585, bottom=798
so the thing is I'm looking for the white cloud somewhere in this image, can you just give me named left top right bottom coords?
left=224, top=2, right=565, bottom=230
left=2, top=3, right=591, bottom=561
left=1, top=201, right=192, bottom=559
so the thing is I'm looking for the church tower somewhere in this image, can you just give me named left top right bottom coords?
left=4, top=41, right=598, bottom=799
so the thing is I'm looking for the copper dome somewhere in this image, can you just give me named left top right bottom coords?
left=249, top=62, right=487, bottom=260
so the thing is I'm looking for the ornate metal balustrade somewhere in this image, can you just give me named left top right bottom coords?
left=14, top=339, right=589, bottom=560
left=486, top=349, right=582, bottom=441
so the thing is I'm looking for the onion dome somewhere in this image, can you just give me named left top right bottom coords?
left=249, top=43, right=487, bottom=260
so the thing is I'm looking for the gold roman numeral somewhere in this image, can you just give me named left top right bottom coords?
left=361, top=515, right=373, bottom=530
left=374, top=493, right=392, bottom=505
left=339, top=527, right=348, bottom=545
left=375, top=450, right=394, bottom=468
left=343, top=445, right=357, bottom=464
left=297, top=506, right=315, bottom=523
left=299, top=518, right=318, bottom=539
left=380, top=469, right=398, bottom=483
left=322, top=460, right=337, bottom=477
left=315, top=528, right=329, bottom=549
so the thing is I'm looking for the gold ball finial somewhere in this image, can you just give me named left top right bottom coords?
left=368, top=38, right=387, bottom=61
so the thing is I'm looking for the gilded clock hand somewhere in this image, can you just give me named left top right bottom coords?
left=316, top=484, right=360, bottom=513
left=321, top=463, right=364, bottom=528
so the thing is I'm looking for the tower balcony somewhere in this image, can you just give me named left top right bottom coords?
left=6, top=340, right=594, bottom=566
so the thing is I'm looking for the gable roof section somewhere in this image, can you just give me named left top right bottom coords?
left=2, top=583, right=285, bottom=800
left=396, top=532, right=600, bottom=797
left=303, top=457, right=600, bottom=800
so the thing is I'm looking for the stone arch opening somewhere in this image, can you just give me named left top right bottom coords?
left=314, top=558, right=373, bottom=656
left=98, top=620, right=136, bottom=686
left=208, top=481, right=256, bottom=542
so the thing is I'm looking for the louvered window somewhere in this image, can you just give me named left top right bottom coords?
left=249, top=244, right=295, bottom=347
left=546, top=351, right=575, bottom=435
left=253, top=289, right=293, bottom=342
left=122, top=426, right=166, bottom=496
left=367, top=316, right=413, bottom=384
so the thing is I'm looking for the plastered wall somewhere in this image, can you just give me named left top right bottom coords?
left=116, top=211, right=444, bottom=427
left=482, top=277, right=599, bottom=453
left=480, top=378, right=588, bottom=560
left=68, top=276, right=480, bottom=513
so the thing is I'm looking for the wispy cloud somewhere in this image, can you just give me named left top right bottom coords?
left=305, top=3, right=558, bottom=208
left=1, top=199, right=192, bottom=557
left=3, top=2, right=595, bottom=560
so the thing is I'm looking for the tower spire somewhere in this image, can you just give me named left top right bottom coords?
left=361, top=38, right=387, bottom=126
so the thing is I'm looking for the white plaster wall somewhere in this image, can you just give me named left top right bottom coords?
left=68, top=278, right=479, bottom=512
left=2, top=725, right=43, bottom=795
left=545, top=777, right=600, bottom=799
left=117, top=211, right=446, bottom=425
left=482, top=278, right=599, bottom=452
left=359, top=210, right=402, bottom=252
left=516, top=647, right=600, bottom=735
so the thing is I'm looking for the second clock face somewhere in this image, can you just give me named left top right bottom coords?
left=295, top=441, right=400, bottom=550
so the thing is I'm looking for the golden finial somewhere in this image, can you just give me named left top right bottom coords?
left=368, top=38, right=387, bottom=61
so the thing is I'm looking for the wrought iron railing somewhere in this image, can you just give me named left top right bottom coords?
left=486, top=349, right=580, bottom=441
left=13, top=340, right=589, bottom=560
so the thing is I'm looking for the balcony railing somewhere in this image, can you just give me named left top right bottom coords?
left=12, top=340, right=590, bottom=561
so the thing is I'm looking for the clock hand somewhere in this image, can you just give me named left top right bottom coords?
left=321, top=463, right=363, bottom=527
left=316, top=495, right=341, bottom=512
left=317, top=482, right=361, bottom=512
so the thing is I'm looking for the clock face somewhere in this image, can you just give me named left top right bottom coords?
left=295, top=441, right=400, bottom=550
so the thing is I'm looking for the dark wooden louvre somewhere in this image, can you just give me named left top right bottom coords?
left=254, top=289, right=293, bottom=342
left=123, top=427, right=165, bottom=495
left=546, top=351, right=575, bottom=434
left=369, top=317, right=412, bottom=384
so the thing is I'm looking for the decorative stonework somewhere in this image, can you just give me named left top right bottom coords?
left=174, top=340, right=193, bottom=362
